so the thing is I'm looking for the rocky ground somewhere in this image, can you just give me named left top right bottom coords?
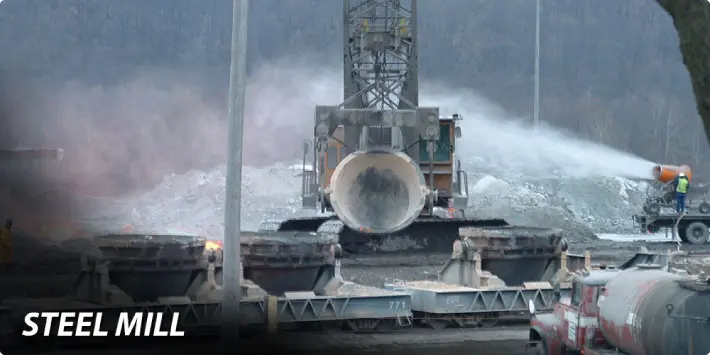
left=62, top=161, right=659, bottom=240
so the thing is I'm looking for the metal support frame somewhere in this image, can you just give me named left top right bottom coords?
left=297, top=1, right=472, bottom=217
left=336, top=0, right=436, bottom=155
left=0, top=295, right=413, bottom=327
left=380, top=245, right=599, bottom=328
left=313, top=105, right=440, bottom=153
left=384, top=282, right=570, bottom=317
left=0, top=294, right=413, bottom=343
left=343, top=0, right=418, bottom=111
left=330, top=0, right=437, bottom=154
left=307, top=0, right=441, bottom=214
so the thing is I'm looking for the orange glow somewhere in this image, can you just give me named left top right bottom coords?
left=205, top=240, right=223, bottom=250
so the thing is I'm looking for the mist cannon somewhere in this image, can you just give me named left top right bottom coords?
left=640, top=163, right=702, bottom=217
left=326, top=149, right=430, bottom=234
left=652, top=164, right=692, bottom=183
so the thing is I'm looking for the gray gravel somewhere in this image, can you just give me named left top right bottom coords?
left=88, top=161, right=652, bottom=244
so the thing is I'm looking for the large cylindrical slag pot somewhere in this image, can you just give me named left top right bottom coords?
left=597, top=267, right=710, bottom=355
left=326, top=149, right=429, bottom=234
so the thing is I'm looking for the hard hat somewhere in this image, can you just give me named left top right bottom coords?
left=679, top=172, right=686, bottom=177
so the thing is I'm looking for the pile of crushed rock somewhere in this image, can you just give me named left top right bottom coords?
left=95, top=161, right=649, bottom=241
left=467, top=173, right=648, bottom=240
left=92, top=163, right=318, bottom=237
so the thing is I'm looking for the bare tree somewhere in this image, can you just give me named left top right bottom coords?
left=662, top=97, right=682, bottom=161
left=694, top=123, right=702, bottom=165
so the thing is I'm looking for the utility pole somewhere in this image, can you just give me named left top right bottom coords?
left=533, top=0, right=541, bottom=130
left=222, top=0, right=248, bottom=344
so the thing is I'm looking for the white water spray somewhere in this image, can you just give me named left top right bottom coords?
left=421, top=86, right=656, bottom=180
left=242, top=64, right=656, bottom=180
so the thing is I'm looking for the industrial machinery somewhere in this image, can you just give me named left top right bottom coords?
left=0, top=225, right=584, bottom=341
left=0, top=231, right=414, bottom=346
left=270, top=0, right=509, bottom=255
left=528, top=263, right=710, bottom=355
left=634, top=164, right=710, bottom=244
left=384, top=226, right=581, bottom=329
left=0, top=224, right=680, bottom=346
left=642, top=164, right=708, bottom=215
left=383, top=228, right=674, bottom=330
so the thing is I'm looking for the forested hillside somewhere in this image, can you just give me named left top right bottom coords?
left=0, top=0, right=706, bottom=193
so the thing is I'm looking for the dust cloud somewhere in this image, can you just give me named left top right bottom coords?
left=0, top=62, right=659, bottom=239
left=0, top=62, right=340, bottom=198
left=243, top=59, right=340, bottom=164
left=2, top=62, right=655, bottom=202
left=421, top=85, right=657, bottom=180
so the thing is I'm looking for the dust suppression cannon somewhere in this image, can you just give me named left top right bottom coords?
left=644, top=164, right=698, bottom=213
left=643, top=165, right=710, bottom=216
left=633, top=163, right=710, bottom=244
left=652, top=164, right=693, bottom=183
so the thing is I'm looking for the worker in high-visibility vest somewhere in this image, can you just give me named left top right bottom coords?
left=675, top=172, right=690, bottom=214
left=0, top=218, right=13, bottom=268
